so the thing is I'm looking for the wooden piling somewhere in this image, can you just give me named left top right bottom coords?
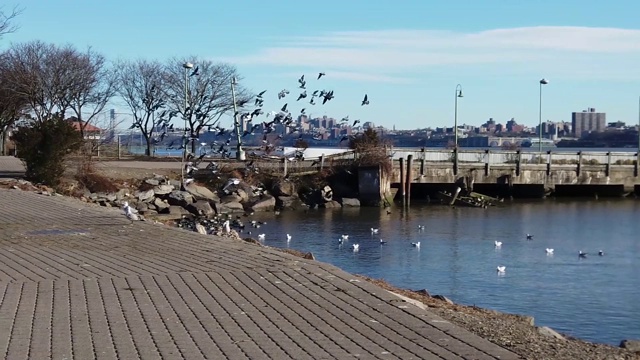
left=283, top=157, right=288, bottom=177
left=399, top=158, right=405, bottom=203
left=406, top=155, right=413, bottom=205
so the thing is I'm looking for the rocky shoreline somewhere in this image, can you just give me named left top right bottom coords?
left=1, top=175, right=638, bottom=360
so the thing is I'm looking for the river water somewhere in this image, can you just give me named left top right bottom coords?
left=246, top=200, right=640, bottom=345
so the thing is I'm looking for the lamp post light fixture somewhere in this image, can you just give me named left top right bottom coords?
left=230, top=76, right=246, bottom=161
left=453, top=84, right=463, bottom=175
left=181, top=62, right=194, bottom=184
left=454, top=84, right=463, bottom=149
left=538, top=78, right=549, bottom=156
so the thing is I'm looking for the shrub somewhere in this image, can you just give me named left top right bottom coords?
left=348, top=128, right=392, bottom=175
left=11, top=117, right=84, bottom=186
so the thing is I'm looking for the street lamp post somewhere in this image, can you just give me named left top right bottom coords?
left=538, top=78, right=549, bottom=156
left=181, top=62, right=193, bottom=183
left=231, top=77, right=246, bottom=161
left=453, top=84, right=463, bottom=175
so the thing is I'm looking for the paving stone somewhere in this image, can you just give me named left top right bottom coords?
left=0, top=189, right=521, bottom=359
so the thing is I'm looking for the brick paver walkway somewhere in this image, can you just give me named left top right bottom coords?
left=0, top=189, right=520, bottom=359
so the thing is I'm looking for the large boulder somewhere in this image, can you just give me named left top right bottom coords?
left=215, top=201, right=245, bottom=214
left=340, top=198, right=360, bottom=207
left=136, top=189, right=155, bottom=202
left=184, top=183, right=219, bottom=202
left=186, top=200, right=215, bottom=217
left=166, top=190, right=194, bottom=207
left=168, top=205, right=191, bottom=216
left=245, top=195, right=276, bottom=212
left=153, top=184, right=174, bottom=195
left=620, top=339, right=640, bottom=352
left=272, top=180, right=296, bottom=197
left=153, top=197, right=170, bottom=211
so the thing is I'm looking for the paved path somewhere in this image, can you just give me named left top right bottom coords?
left=0, top=189, right=520, bottom=360
left=0, top=156, right=25, bottom=177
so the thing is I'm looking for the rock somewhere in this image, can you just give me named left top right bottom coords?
left=136, top=202, right=149, bottom=213
left=186, top=200, right=215, bottom=217
left=115, top=188, right=131, bottom=201
left=153, top=197, right=170, bottom=211
left=321, top=200, right=341, bottom=208
left=341, top=198, right=360, bottom=207
left=220, top=194, right=243, bottom=203
left=153, top=184, right=174, bottom=195
left=537, top=326, right=565, bottom=340
left=620, top=339, right=640, bottom=352
left=184, top=183, right=218, bottom=202
left=166, top=190, right=194, bottom=207
left=215, top=201, right=245, bottom=214
left=136, top=189, right=155, bottom=201
left=303, top=252, right=315, bottom=260
left=272, top=180, right=296, bottom=196
left=168, top=179, right=181, bottom=187
left=433, top=295, right=454, bottom=305
left=245, top=195, right=276, bottom=212
left=168, top=205, right=191, bottom=216
left=415, top=289, right=431, bottom=297
left=235, top=188, right=251, bottom=202
left=144, top=178, right=160, bottom=186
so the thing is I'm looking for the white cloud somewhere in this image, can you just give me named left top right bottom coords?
left=219, top=26, right=640, bottom=80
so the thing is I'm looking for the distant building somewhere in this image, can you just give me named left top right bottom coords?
left=572, top=108, right=606, bottom=137
left=67, top=117, right=103, bottom=140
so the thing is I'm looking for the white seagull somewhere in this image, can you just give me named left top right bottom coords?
left=258, top=234, right=266, bottom=241
left=121, top=201, right=141, bottom=222
left=545, top=248, right=554, bottom=255
left=351, top=244, right=360, bottom=251
left=496, top=266, right=506, bottom=273
left=371, top=228, right=379, bottom=234
left=411, top=241, right=420, bottom=248
left=223, top=220, right=231, bottom=234
left=341, top=234, right=349, bottom=241
left=286, top=234, right=292, bottom=242
left=494, top=241, right=502, bottom=248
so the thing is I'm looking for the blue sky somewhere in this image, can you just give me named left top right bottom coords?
left=3, top=0, right=640, bottom=130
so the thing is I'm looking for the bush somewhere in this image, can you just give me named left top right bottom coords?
left=348, top=128, right=392, bottom=175
left=11, top=117, right=84, bottom=186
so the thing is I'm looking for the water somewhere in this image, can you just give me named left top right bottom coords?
left=247, top=200, right=640, bottom=345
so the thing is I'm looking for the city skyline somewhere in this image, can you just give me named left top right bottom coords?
left=2, top=0, right=640, bottom=130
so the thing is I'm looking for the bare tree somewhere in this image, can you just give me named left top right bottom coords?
left=1, top=41, right=83, bottom=123
left=114, top=59, right=166, bottom=156
left=164, top=57, right=253, bottom=153
left=0, top=51, right=28, bottom=154
left=66, top=48, right=117, bottom=139
left=0, top=5, right=22, bottom=39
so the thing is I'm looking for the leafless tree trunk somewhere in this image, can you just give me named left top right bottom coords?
left=164, top=57, right=253, bottom=153
left=66, top=48, right=117, bottom=139
left=114, top=59, right=166, bottom=156
left=0, top=50, right=28, bottom=155
left=0, top=5, right=22, bottom=39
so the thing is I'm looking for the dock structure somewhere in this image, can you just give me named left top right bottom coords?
left=0, top=189, right=519, bottom=359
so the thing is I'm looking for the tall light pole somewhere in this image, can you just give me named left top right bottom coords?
left=538, top=78, right=549, bottom=155
left=231, top=77, right=245, bottom=161
left=454, top=84, right=463, bottom=148
left=637, top=95, right=639, bottom=156
left=181, top=62, right=193, bottom=183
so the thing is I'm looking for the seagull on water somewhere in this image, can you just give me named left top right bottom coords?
left=545, top=248, right=554, bottom=255
left=598, top=250, right=604, bottom=256
left=371, top=228, right=379, bottom=234
left=526, top=234, right=533, bottom=240
left=341, top=234, right=349, bottom=241
left=258, top=234, right=266, bottom=241
left=351, top=244, right=360, bottom=251
left=417, top=225, right=425, bottom=230
left=579, top=251, right=588, bottom=258
left=494, top=241, right=502, bottom=248
left=411, top=241, right=420, bottom=248
left=496, top=266, right=506, bottom=273
left=380, top=239, right=387, bottom=245
left=286, top=234, right=292, bottom=242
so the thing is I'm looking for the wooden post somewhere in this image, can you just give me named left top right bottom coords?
left=117, top=135, right=121, bottom=160
left=453, top=148, right=459, bottom=175
left=606, top=152, right=612, bottom=177
left=546, top=151, right=552, bottom=176
left=577, top=151, right=582, bottom=176
left=319, top=154, right=325, bottom=171
left=406, top=155, right=413, bottom=205
left=283, top=157, right=288, bottom=177
left=484, top=149, right=490, bottom=176
left=515, top=150, right=522, bottom=176
left=636, top=152, right=639, bottom=177
left=420, top=158, right=425, bottom=176
left=399, top=158, right=405, bottom=203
